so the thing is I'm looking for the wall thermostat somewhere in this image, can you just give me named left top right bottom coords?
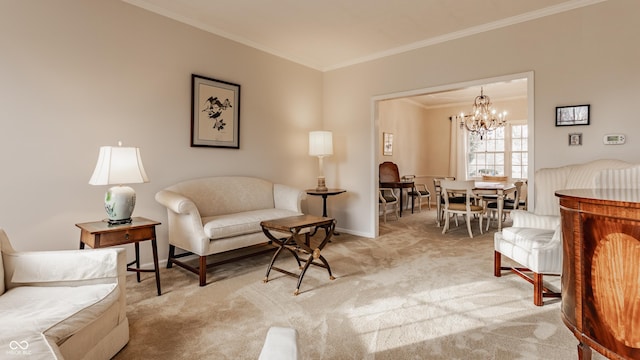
left=603, top=134, right=626, bottom=145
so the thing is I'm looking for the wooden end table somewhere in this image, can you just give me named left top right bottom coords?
left=75, top=217, right=162, bottom=296
left=305, top=188, right=346, bottom=217
left=260, top=214, right=336, bottom=295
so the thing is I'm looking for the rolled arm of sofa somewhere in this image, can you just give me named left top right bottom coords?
left=510, top=210, right=560, bottom=230
left=274, top=184, right=305, bottom=213
left=3, top=247, right=126, bottom=288
left=155, top=190, right=201, bottom=216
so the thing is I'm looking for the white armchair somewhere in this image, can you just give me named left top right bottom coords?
left=0, top=228, right=129, bottom=359
left=494, top=159, right=635, bottom=306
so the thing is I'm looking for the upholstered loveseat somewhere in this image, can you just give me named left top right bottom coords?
left=494, top=159, right=635, bottom=306
left=0, top=229, right=129, bottom=359
left=155, top=176, right=305, bottom=286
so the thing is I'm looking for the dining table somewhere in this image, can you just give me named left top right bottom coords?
left=436, top=180, right=517, bottom=232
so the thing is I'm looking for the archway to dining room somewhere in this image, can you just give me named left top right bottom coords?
left=370, top=72, right=535, bottom=237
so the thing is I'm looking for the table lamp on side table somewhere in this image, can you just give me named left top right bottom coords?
left=89, top=142, right=149, bottom=225
left=309, top=131, right=333, bottom=191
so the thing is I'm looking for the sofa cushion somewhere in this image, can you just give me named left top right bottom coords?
left=496, top=227, right=560, bottom=274
left=203, top=209, right=300, bottom=240
left=0, top=283, right=117, bottom=359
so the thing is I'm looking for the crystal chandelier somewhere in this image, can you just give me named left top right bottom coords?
left=459, top=87, right=507, bottom=139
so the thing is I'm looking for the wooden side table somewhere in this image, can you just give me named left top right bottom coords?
left=261, top=214, right=336, bottom=295
left=75, top=217, right=162, bottom=296
left=305, top=188, right=346, bottom=217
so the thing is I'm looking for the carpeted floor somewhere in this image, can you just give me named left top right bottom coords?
left=114, top=208, right=603, bottom=359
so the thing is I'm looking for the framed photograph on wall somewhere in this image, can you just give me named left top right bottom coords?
left=191, top=74, right=240, bottom=148
left=383, top=132, right=393, bottom=156
left=556, top=104, right=590, bottom=126
left=569, top=133, right=582, bottom=146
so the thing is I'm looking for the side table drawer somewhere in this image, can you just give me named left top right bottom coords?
left=93, top=227, right=155, bottom=247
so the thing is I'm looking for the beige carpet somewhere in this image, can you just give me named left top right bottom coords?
left=114, top=209, right=603, bottom=359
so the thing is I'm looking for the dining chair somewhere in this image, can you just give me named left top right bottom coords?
left=485, top=181, right=523, bottom=230
left=379, top=188, right=399, bottom=223
left=379, top=161, right=400, bottom=183
left=402, top=175, right=431, bottom=212
left=440, top=179, right=484, bottom=238
left=433, top=176, right=457, bottom=226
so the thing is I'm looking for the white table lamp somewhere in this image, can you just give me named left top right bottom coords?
left=89, top=142, right=149, bottom=225
left=309, top=131, right=333, bottom=191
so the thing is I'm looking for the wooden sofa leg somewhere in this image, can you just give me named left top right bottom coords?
left=199, top=256, right=207, bottom=286
left=533, top=272, right=543, bottom=306
left=494, top=251, right=502, bottom=277
left=167, top=245, right=175, bottom=269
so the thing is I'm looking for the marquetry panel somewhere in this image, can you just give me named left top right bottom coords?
left=557, top=189, right=640, bottom=360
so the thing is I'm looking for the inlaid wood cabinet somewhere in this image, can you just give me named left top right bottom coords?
left=556, top=189, right=640, bottom=360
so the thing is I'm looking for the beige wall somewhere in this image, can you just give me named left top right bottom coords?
left=325, top=0, right=640, bottom=237
left=0, top=1, right=323, bottom=264
left=2, top=1, right=639, bottom=252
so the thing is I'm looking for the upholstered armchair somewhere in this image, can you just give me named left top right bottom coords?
left=494, top=159, right=635, bottom=306
left=0, top=228, right=129, bottom=359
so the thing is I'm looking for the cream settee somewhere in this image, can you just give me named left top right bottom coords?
left=494, top=159, right=635, bottom=305
left=155, top=176, right=304, bottom=286
left=0, top=229, right=128, bottom=359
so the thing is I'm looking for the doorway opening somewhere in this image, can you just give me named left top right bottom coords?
left=371, top=72, right=534, bottom=237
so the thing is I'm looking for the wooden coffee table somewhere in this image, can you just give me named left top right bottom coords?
left=260, top=214, right=336, bottom=295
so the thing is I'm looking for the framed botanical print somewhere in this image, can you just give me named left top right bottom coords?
left=383, top=132, right=393, bottom=156
left=191, top=74, right=240, bottom=148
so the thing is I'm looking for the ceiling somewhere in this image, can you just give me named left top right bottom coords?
left=123, top=0, right=602, bottom=105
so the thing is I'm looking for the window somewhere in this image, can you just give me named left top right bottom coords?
left=466, top=121, right=528, bottom=179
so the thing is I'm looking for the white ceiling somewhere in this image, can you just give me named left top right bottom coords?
left=123, top=0, right=603, bottom=105
left=124, top=0, right=604, bottom=71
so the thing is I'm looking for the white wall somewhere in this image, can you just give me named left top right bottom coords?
left=323, top=0, right=640, bottom=237
left=0, top=1, right=323, bottom=265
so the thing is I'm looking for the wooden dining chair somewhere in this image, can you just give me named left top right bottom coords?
left=440, top=179, right=484, bottom=238
left=486, top=181, right=523, bottom=230
left=379, top=161, right=400, bottom=183
left=379, top=188, right=399, bottom=223
left=402, top=175, right=431, bottom=212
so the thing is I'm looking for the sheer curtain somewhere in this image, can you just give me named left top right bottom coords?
left=449, top=115, right=468, bottom=180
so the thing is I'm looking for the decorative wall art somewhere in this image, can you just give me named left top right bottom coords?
left=569, top=133, right=582, bottom=146
left=191, top=74, right=240, bottom=148
left=383, top=132, right=393, bottom=156
left=556, top=104, right=590, bottom=126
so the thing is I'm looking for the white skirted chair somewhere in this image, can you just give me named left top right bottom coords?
left=0, top=228, right=129, bottom=359
left=494, top=159, right=636, bottom=306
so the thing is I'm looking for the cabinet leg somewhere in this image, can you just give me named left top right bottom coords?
left=577, top=342, right=592, bottom=360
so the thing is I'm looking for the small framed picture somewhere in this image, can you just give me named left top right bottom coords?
left=556, top=104, right=590, bottom=126
left=383, top=132, right=393, bottom=156
left=191, top=74, right=241, bottom=148
left=569, top=133, right=582, bottom=146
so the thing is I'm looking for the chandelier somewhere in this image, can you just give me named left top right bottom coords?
left=459, top=87, right=507, bottom=139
